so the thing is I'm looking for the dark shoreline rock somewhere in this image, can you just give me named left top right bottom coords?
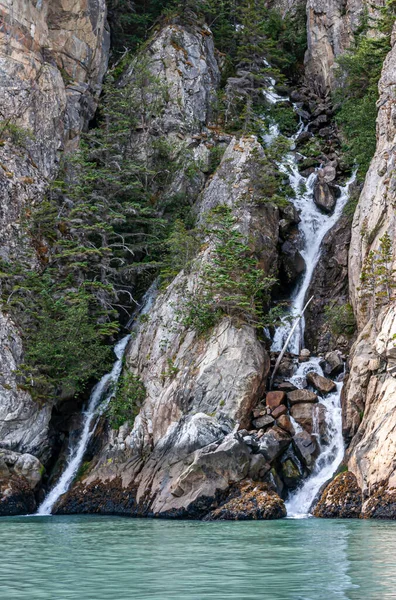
left=313, top=472, right=362, bottom=518
left=204, top=481, right=286, bottom=521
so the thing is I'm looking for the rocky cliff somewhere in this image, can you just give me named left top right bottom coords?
left=0, top=0, right=109, bottom=513
left=340, top=25, right=396, bottom=519
left=1, top=0, right=396, bottom=521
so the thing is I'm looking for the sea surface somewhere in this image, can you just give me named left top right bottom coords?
left=1, top=515, right=395, bottom=599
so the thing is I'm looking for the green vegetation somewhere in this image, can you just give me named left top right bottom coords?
left=0, top=58, right=189, bottom=401
left=160, top=220, right=199, bottom=286
left=359, top=231, right=396, bottom=316
left=1, top=1, right=305, bottom=403
left=107, top=371, right=146, bottom=429
left=335, top=2, right=396, bottom=179
left=324, top=302, right=356, bottom=336
left=181, top=206, right=278, bottom=334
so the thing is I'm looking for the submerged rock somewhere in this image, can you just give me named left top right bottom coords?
left=205, top=481, right=286, bottom=520
left=313, top=472, right=362, bottom=518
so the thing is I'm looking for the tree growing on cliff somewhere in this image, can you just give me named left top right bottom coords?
left=1, top=57, right=181, bottom=401
left=359, top=232, right=396, bottom=317
left=182, top=205, right=277, bottom=334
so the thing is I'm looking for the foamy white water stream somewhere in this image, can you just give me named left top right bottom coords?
left=36, top=335, right=130, bottom=515
left=285, top=359, right=345, bottom=518
left=262, top=73, right=352, bottom=516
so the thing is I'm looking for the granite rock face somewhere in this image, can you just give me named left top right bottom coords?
left=0, top=0, right=109, bottom=511
left=341, top=26, right=396, bottom=518
left=304, top=0, right=366, bottom=96
left=53, top=22, right=282, bottom=516
left=58, top=131, right=280, bottom=518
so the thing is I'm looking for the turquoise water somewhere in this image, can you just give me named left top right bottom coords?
left=1, top=516, right=396, bottom=599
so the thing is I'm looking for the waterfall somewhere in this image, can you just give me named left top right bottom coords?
left=36, top=335, right=130, bottom=516
left=271, top=167, right=356, bottom=353
left=285, top=360, right=345, bottom=518
left=262, top=73, right=355, bottom=516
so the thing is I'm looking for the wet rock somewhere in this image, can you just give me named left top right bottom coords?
left=293, top=431, right=317, bottom=470
left=313, top=472, right=362, bottom=518
left=248, top=455, right=271, bottom=481
left=314, top=179, right=336, bottom=214
left=265, top=391, right=286, bottom=409
left=277, top=357, right=297, bottom=378
left=306, top=372, right=336, bottom=395
left=280, top=240, right=306, bottom=286
left=271, top=405, right=287, bottom=419
left=281, top=203, right=301, bottom=226
left=205, top=481, right=286, bottom=520
left=252, top=415, right=274, bottom=429
left=296, top=130, right=313, bottom=146
left=290, top=403, right=326, bottom=436
left=287, top=389, right=318, bottom=405
left=276, top=415, right=295, bottom=436
left=299, top=348, right=311, bottom=362
left=323, top=351, right=344, bottom=377
left=321, top=165, right=337, bottom=183
left=276, top=381, right=297, bottom=393
left=258, top=426, right=291, bottom=462
left=280, top=448, right=302, bottom=489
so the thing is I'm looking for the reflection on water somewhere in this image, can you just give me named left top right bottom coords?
left=0, top=516, right=396, bottom=600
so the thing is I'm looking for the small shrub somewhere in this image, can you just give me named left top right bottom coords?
left=107, top=371, right=146, bottom=429
left=324, top=302, right=356, bottom=336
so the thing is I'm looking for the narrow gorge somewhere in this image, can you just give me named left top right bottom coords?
left=1, top=0, right=396, bottom=533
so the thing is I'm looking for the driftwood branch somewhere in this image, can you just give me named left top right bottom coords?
left=269, top=295, right=314, bottom=390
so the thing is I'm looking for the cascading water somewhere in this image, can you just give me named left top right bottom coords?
left=285, top=359, right=345, bottom=518
left=36, top=335, right=130, bottom=516
left=263, top=72, right=355, bottom=516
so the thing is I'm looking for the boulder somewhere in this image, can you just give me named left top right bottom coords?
left=287, top=389, right=318, bottom=405
left=313, top=472, right=362, bottom=518
left=265, top=391, right=286, bottom=409
left=293, top=431, right=317, bottom=470
left=306, top=372, right=336, bottom=395
left=276, top=357, right=297, bottom=378
left=313, top=179, right=336, bottom=214
left=271, top=405, right=287, bottom=419
left=205, top=481, right=286, bottom=520
left=290, top=403, right=326, bottom=436
left=280, top=240, right=306, bottom=286
left=299, top=348, right=311, bottom=362
left=0, top=474, right=36, bottom=516
left=252, top=415, right=274, bottom=429
left=280, top=448, right=302, bottom=489
left=258, top=426, right=291, bottom=462
left=252, top=407, right=266, bottom=419
left=248, top=454, right=271, bottom=481
left=276, top=415, right=295, bottom=436
left=323, top=351, right=344, bottom=377
left=276, top=381, right=297, bottom=393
